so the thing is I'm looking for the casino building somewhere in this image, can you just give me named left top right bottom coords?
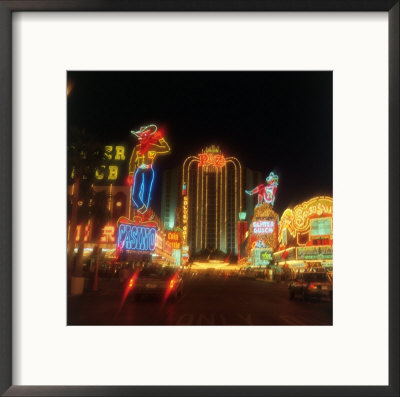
left=160, top=146, right=263, bottom=256
left=273, top=196, right=333, bottom=272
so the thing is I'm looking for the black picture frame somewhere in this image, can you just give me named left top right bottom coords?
left=0, top=1, right=399, bottom=396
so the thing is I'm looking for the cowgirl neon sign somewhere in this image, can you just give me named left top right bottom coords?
left=245, top=171, right=279, bottom=207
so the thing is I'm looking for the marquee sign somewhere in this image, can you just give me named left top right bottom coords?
left=296, top=246, right=333, bottom=260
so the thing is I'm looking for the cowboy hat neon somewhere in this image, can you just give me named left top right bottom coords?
left=130, top=124, right=158, bottom=138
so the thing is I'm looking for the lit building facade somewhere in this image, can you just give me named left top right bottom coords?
left=177, top=145, right=261, bottom=255
left=274, top=196, right=333, bottom=272
left=182, top=145, right=240, bottom=254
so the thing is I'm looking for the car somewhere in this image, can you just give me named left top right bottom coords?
left=126, top=265, right=184, bottom=301
left=288, top=271, right=333, bottom=301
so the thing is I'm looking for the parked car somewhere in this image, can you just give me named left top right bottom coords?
left=288, top=271, right=332, bottom=301
left=126, top=265, right=183, bottom=301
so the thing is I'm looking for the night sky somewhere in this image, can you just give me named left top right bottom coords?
left=67, top=71, right=332, bottom=216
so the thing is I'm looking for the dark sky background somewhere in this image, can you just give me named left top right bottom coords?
left=67, top=71, right=332, bottom=216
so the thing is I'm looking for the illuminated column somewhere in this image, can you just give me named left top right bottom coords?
left=226, top=157, right=242, bottom=255
left=215, top=167, right=218, bottom=249
left=196, top=166, right=200, bottom=250
left=219, top=167, right=223, bottom=251
left=205, top=173, right=208, bottom=249
left=182, top=156, right=199, bottom=249
left=187, top=159, right=198, bottom=250
left=108, top=184, right=113, bottom=218
left=224, top=164, right=227, bottom=252
left=200, top=167, right=205, bottom=249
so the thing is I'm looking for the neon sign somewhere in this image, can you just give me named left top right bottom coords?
left=100, top=225, right=116, bottom=243
left=238, top=212, right=247, bottom=221
left=252, top=220, right=275, bottom=234
left=245, top=171, right=279, bottom=207
left=117, top=223, right=157, bottom=252
left=297, top=246, right=333, bottom=260
left=260, top=250, right=273, bottom=261
left=166, top=231, right=182, bottom=250
left=253, top=248, right=273, bottom=266
left=182, top=196, right=188, bottom=243
left=155, top=232, right=163, bottom=251
left=198, top=153, right=226, bottom=168
left=95, top=145, right=126, bottom=181
left=129, top=124, right=171, bottom=214
left=291, top=196, right=333, bottom=232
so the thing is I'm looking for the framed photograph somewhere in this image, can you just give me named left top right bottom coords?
left=1, top=1, right=399, bottom=396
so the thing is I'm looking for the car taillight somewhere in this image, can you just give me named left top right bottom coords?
left=169, top=279, right=175, bottom=289
left=309, top=284, right=318, bottom=289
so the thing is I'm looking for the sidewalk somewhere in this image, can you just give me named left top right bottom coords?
left=69, top=277, right=122, bottom=300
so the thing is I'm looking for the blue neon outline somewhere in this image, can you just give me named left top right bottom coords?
left=139, top=172, right=145, bottom=203
left=146, top=168, right=155, bottom=209
left=132, top=168, right=139, bottom=207
left=118, top=224, right=157, bottom=252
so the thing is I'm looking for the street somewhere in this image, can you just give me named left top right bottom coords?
left=68, top=276, right=333, bottom=326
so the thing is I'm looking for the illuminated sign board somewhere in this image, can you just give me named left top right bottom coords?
left=100, top=225, right=116, bottom=243
left=252, top=220, right=275, bottom=234
left=117, top=224, right=157, bottom=252
left=238, top=212, right=247, bottom=221
left=182, top=196, right=188, bottom=243
left=155, top=232, right=163, bottom=251
left=273, top=247, right=296, bottom=262
left=293, top=197, right=333, bottom=232
left=164, top=241, right=172, bottom=256
left=71, top=145, right=127, bottom=184
left=166, top=231, right=182, bottom=250
left=260, top=250, right=273, bottom=261
left=311, top=218, right=332, bottom=236
left=253, top=248, right=273, bottom=266
left=198, top=153, right=226, bottom=168
left=96, top=145, right=126, bottom=181
left=297, top=246, right=333, bottom=260
left=182, top=245, right=189, bottom=261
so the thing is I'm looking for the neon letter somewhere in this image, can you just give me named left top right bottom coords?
left=115, top=146, right=125, bottom=160
left=108, top=165, right=118, bottom=180
left=96, top=166, right=106, bottom=180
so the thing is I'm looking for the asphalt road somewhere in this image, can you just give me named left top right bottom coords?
left=68, top=276, right=333, bottom=326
